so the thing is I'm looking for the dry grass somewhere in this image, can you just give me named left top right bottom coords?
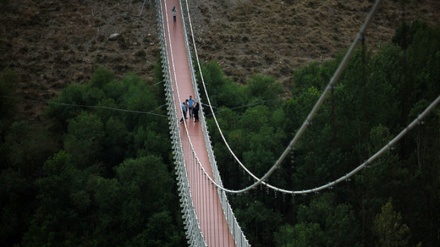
left=188, top=0, right=439, bottom=84
left=1, top=0, right=439, bottom=118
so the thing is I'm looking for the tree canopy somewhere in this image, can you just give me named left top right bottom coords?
left=203, top=20, right=439, bottom=247
left=0, top=67, right=185, bottom=246
left=0, top=19, right=439, bottom=247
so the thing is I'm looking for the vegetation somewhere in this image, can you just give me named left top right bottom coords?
left=0, top=19, right=438, bottom=247
left=202, top=21, right=439, bottom=247
left=0, top=67, right=185, bottom=246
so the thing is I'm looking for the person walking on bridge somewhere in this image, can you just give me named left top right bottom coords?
left=187, top=95, right=195, bottom=118
left=172, top=6, right=177, bottom=22
left=180, top=100, right=188, bottom=123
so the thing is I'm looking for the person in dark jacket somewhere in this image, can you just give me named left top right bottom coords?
left=172, top=6, right=177, bottom=22
left=193, top=101, right=200, bottom=122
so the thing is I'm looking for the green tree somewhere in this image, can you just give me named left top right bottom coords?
left=24, top=153, right=179, bottom=246
left=47, top=83, right=92, bottom=130
left=3, top=121, right=57, bottom=177
left=116, top=156, right=173, bottom=219
left=236, top=200, right=282, bottom=247
left=103, top=116, right=131, bottom=167
left=90, top=66, right=115, bottom=88
left=217, top=81, right=247, bottom=109
left=295, top=193, right=361, bottom=247
left=372, top=199, right=410, bottom=247
left=199, top=61, right=225, bottom=108
left=136, top=211, right=184, bottom=247
left=0, top=69, right=18, bottom=123
left=1, top=64, right=184, bottom=246
left=191, top=21, right=440, bottom=247
left=0, top=168, right=36, bottom=246
left=274, top=224, right=295, bottom=247
left=290, top=223, right=324, bottom=247
left=64, top=112, right=105, bottom=169
left=23, top=151, right=84, bottom=246
left=245, top=74, right=283, bottom=107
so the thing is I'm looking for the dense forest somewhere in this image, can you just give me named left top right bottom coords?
left=0, top=64, right=186, bottom=246
left=202, top=20, right=439, bottom=247
left=1, top=17, right=439, bottom=247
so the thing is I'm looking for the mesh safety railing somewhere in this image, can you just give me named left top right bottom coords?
left=155, top=0, right=249, bottom=246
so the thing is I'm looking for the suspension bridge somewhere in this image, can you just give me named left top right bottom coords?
left=155, top=0, right=440, bottom=246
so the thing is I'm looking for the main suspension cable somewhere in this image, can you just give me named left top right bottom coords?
left=182, top=0, right=432, bottom=195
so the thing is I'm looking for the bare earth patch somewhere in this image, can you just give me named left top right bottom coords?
left=1, top=0, right=439, bottom=118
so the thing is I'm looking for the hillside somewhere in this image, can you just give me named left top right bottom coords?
left=188, top=0, right=439, bottom=84
left=1, top=0, right=439, bottom=119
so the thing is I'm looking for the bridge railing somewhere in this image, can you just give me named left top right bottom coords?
left=179, top=0, right=250, bottom=246
left=155, top=1, right=207, bottom=246
left=156, top=0, right=250, bottom=245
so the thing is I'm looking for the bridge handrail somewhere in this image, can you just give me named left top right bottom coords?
left=155, top=1, right=207, bottom=246
left=179, top=0, right=250, bottom=245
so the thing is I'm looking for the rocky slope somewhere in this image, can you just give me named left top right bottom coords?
left=1, top=0, right=439, bottom=118
left=187, top=0, right=439, bottom=84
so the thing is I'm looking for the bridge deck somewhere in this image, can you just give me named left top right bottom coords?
left=160, top=1, right=236, bottom=246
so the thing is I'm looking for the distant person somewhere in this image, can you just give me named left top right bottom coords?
left=193, top=102, right=200, bottom=122
left=187, top=95, right=195, bottom=118
left=180, top=100, right=188, bottom=122
left=172, top=6, right=176, bottom=22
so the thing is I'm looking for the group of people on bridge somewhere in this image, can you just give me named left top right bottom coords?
left=180, top=95, right=200, bottom=123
